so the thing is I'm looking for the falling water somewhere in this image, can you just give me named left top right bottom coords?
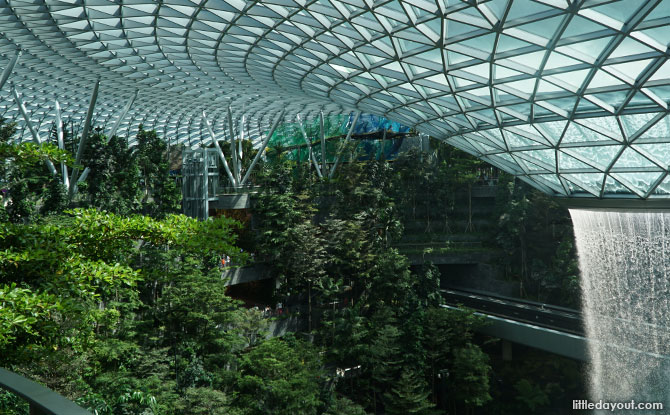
left=571, top=209, right=670, bottom=408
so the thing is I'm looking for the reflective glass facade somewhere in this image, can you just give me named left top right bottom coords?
left=3, top=0, right=670, bottom=198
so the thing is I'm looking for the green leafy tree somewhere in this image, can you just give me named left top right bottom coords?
left=495, top=174, right=578, bottom=304
left=446, top=149, right=483, bottom=233
left=513, top=379, right=550, bottom=412
left=383, top=369, right=436, bottom=415
left=323, top=396, right=368, bottom=415
left=366, top=320, right=402, bottom=414
left=41, top=178, right=69, bottom=215
left=0, top=209, right=249, bottom=414
left=80, top=132, right=142, bottom=215
left=0, top=284, right=61, bottom=352
left=254, top=151, right=498, bottom=413
left=450, top=344, right=491, bottom=408
left=320, top=305, right=368, bottom=370
left=135, top=126, right=181, bottom=217
left=235, top=335, right=324, bottom=415
left=156, top=268, right=245, bottom=390
left=71, top=125, right=181, bottom=218
left=0, top=218, right=142, bottom=361
left=422, top=307, right=491, bottom=412
left=0, top=118, right=71, bottom=221
left=174, top=387, right=241, bottom=415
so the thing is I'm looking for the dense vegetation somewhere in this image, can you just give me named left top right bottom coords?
left=252, top=156, right=491, bottom=414
left=388, top=142, right=579, bottom=307
left=0, top=119, right=583, bottom=414
left=494, top=174, right=580, bottom=307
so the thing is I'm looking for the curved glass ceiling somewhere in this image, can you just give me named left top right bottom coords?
left=3, top=0, right=670, bottom=198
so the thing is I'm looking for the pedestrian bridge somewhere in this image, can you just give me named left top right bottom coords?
left=442, top=288, right=670, bottom=362
left=442, top=288, right=588, bottom=361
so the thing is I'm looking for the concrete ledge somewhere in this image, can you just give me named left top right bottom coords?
left=223, top=264, right=271, bottom=286
left=211, top=193, right=252, bottom=210
left=267, top=316, right=302, bottom=338
left=556, top=196, right=670, bottom=211
left=407, top=251, right=493, bottom=265
left=472, top=186, right=497, bottom=198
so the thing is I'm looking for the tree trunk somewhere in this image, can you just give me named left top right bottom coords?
left=465, top=183, right=473, bottom=233
left=373, top=390, right=377, bottom=415
left=425, top=200, right=431, bottom=233
left=520, top=231, right=527, bottom=297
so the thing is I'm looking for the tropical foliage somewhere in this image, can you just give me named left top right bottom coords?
left=0, top=124, right=582, bottom=415
left=252, top=155, right=492, bottom=414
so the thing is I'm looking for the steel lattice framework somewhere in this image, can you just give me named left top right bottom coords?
left=4, top=0, right=670, bottom=198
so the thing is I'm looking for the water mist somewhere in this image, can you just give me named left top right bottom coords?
left=570, top=210, right=670, bottom=407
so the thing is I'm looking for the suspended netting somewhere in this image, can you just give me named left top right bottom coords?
left=265, top=113, right=411, bottom=163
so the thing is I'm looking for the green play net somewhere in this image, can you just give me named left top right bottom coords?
left=265, top=114, right=411, bottom=163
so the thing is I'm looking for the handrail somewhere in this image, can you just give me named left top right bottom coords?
left=0, top=368, right=92, bottom=415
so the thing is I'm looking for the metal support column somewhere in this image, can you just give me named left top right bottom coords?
left=240, top=110, right=285, bottom=186
left=227, top=106, right=239, bottom=185
left=376, top=129, right=383, bottom=160
left=329, top=111, right=361, bottom=179
left=54, top=100, right=69, bottom=188
left=68, top=79, right=100, bottom=200
left=202, top=149, right=209, bottom=219
left=107, top=89, right=137, bottom=141
left=202, top=111, right=236, bottom=187
left=502, top=340, right=513, bottom=361
left=0, top=49, right=20, bottom=91
left=11, top=85, right=57, bottom=176
left=320, top=111, right=326, bottom=176
left=238, top=115, right=245, bottom=180
left=257, top=120, right=267, bottom=162
left=76, top=169, right=90, bottom=184
left=297, top=114, right=322, bottom=178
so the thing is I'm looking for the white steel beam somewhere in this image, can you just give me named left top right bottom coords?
left=11, top=85, right=58, bottom=176
left=297, top=114, right=323, bottom=178
left=238, top=114, right=245, bottom=178
left=0, top=50, right=20, bottom=91
left=54, top=100, right=69, bottom=189
left=329, top=111, right=361, bottom=179
left=320, top=111, right=327, bottom=176
left=227, top=106, right=240, bottom=184
left=240, top=110, right=285, bottom=186
left=202, top=111, right=237, bottom=187
left=68, top=79, right=100, bottom=200
left=107, top=89, right=138, bottom=141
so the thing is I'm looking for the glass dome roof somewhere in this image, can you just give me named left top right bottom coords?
left=3, top=0, right=670, bottom=198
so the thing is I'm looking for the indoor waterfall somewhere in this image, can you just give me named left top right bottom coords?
left=570, top=209, right=670, bottom=408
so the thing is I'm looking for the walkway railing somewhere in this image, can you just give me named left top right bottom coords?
left=0, top=368, right=92, bottom=415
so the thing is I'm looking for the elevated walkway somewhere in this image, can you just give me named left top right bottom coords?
left=405, top=250, right=494, bottom=265
left=222, top=264, right=271, bottom=286
left=462, top=308, right=589, bottom=361
left=441, top=288, right=587, bottom=361
left=443, top=288, right=670, bottom=362
left=441, top=288, right=582, bottom=335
